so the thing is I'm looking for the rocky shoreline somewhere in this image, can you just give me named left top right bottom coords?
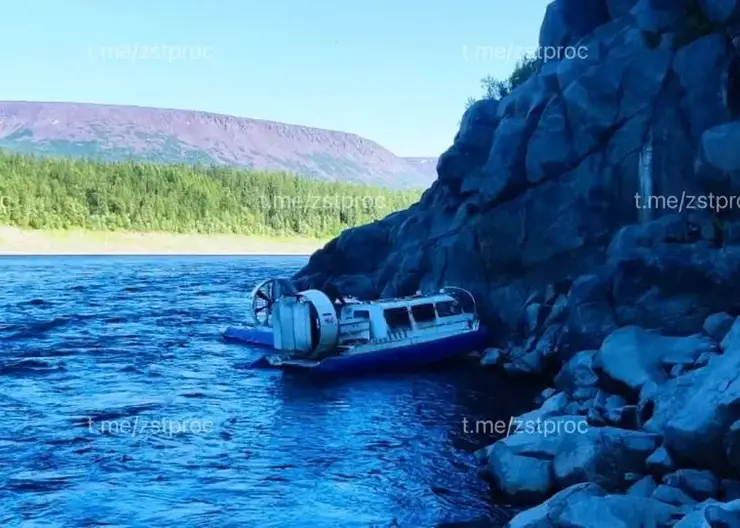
left=475, top=295, right=740, bottom=526
left=293, top=0, right=740, bottom=525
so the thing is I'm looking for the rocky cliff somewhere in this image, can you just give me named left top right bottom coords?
left=294, top=0, right=740, bottom=525
left=0, top=101, right=434, bottom=189
left=295, top=0, right=740, bottom=339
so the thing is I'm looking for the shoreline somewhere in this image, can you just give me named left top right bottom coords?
left=0, top=227, right=327, bottom=256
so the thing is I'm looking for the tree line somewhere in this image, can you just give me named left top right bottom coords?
left=0, top=151, right=421, bottom=238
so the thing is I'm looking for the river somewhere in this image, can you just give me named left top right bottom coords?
left=0, top=256, right=539, bottom=527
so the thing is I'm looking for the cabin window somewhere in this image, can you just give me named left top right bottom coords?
left=353, top=310, right=370, bottom=319
left=384, top=307, right=412, bottom=330
left=411, top=304, right=436, bottom=323
left=436, top=300, right=463, bottom=317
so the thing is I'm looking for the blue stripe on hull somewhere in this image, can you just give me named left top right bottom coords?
left=223, top=325, right=489, bottom=376
left=223, top=327, right=273, bottom=348
left=311, top=329, right=488, bottom=376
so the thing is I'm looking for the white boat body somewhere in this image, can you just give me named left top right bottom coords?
left=223, top=281, right=488, bottom=374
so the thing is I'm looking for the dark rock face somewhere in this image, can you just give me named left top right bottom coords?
left=293, top=0, right=740, bottom=525
left=293, top=0, right=740, bottom=344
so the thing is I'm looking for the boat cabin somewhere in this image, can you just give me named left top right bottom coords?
left=335, top=292, right=476, bottom=346
left=270, top=287, right=478, bottom=357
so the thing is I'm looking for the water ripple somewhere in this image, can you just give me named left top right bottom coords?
left=0, top=255, right=539, bottom=527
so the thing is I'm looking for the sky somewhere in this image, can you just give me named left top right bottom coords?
left=0, top=0, right=550, bottom=157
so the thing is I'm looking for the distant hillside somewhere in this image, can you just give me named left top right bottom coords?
left=403, top=157, right=438, bottom=181
left=0, top=101, right=437, bottom=190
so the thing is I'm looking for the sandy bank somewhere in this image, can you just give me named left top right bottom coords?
left=0, top=227, right=327, bottom=256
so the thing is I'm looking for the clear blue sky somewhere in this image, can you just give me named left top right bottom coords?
left=0, top=0, right=549, bottom=157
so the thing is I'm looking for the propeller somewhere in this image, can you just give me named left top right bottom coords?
left=249, top=278, right=295, bottom=327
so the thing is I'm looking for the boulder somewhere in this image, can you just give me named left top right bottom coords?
left=487, top=441, right=555, bottom=502
left=698, top=0, right=739, bottom=23
left=504, top=348, right=547, bottom=377
left=652, top=484, right=698, bottom=507
left=598, top=326, right=716, bottom=394
left=516, top=392, right=571, bottom=425
left=587, top=390, right=610, bottom=426
left=533, top=324, right=568, bottom=365
left=571, top=387, right=599, bottom=404
left=662, top=344, right=740, bottom=472
left=673, top=499, right=740, bottom=527
left=699, top=122, right=740, bottom=175
left=552, top=426, right=661, bottom=491
left=507, top=483, right=607, bottom=528
left=663, top=470, right=721, bottom=501
left=638, top=366, right=709, bottom=434
left=704, top=313, right=736, bottom=343
left=628, top=475, right=658, bottom=497
left=543, top=294, right=570, bottom=328
left=536, top=387, right=560, bottom=406
left=564, top=400, right=591, bottom=415
left=587, top=391, right=635, bottom=428
left=554, top=494, right=678, bottom=527
left=554, top=350, right=599, bottom=396
left=524, top=302, right=546, bottom=336
left=480, top=347, right=504, bottom=367
left=486, top=415, right=588, bottom=501
left=705, top=502, right=740, bottom=527
left=647, top=446, right=676, bottom=476
left=604, top=403, right=637, bottom=428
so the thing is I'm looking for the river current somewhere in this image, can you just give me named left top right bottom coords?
left=0, top=256, right=538, bottom=527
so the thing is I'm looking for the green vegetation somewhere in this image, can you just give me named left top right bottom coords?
left=465, top=54, right=540, bottom=109
left=0, top=151, right=420, bottom=238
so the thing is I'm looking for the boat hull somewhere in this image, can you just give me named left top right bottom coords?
left=225, top=327, right=489, bottom=376
left=223, top=326, right=273, bottom=347
left=308, top=329, right=488, bottom=375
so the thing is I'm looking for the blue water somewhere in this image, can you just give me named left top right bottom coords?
left=0, top=256, right=537, bottom=527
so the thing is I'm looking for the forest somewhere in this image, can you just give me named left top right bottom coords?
left=0, top=152, right=421, bottom=238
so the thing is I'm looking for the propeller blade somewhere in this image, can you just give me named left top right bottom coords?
left=256, top=289, right=270, bottom=302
